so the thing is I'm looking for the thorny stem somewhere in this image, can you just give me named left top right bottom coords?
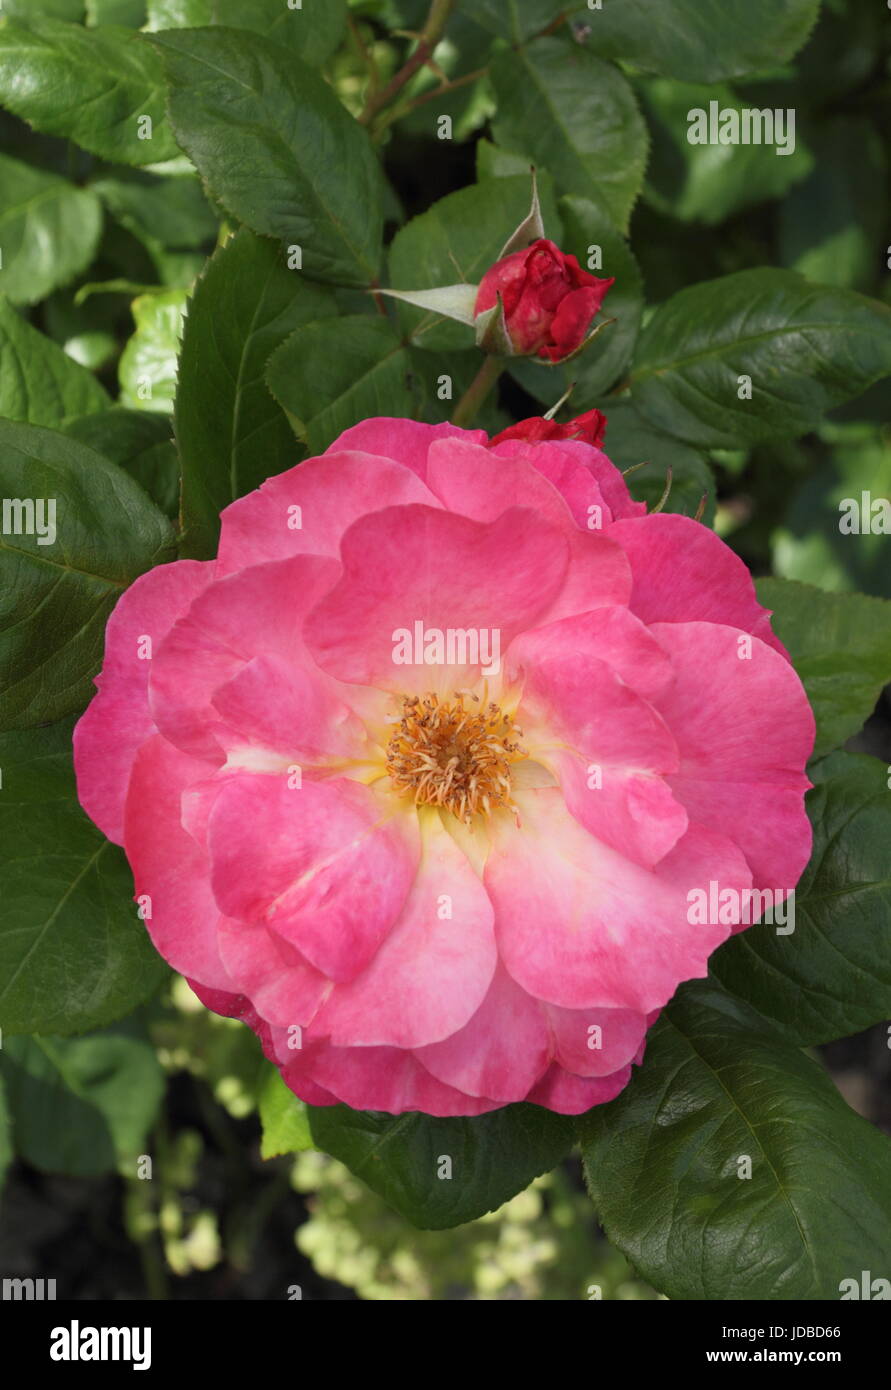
left=359, top=0, right=456, bottom=127
left=450, top=354, right=503, bottom=427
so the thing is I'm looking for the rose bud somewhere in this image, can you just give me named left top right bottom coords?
left=488, top=408, right=608, bottom=449
left=474, top=239, right=614, bottom=362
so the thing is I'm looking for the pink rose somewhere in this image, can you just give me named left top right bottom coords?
left=474, top=238, right=614, bottom=361
left=74, top=418, right=814, bottom=1117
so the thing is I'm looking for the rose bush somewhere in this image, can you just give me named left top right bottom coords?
left=74, top=416, right=814, bottom=1117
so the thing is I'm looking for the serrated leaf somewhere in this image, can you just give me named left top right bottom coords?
left=0, top=1022, right=164, bottom=1176
left=259, top=1066, right=313, bottom=1158
left=490, top=39, right=648, bottom=234
left=756, top=577, right=891, bottom=758
left=0, top=297, right=110, bottom=427
left=0, top=17, right=180, bottom=166
left=309, top=1102, right=575, bottom=1229
left=460, top=0, right=568, bottom=42
left=579, top=987, right=891, bottom=1300
left=631, top=270, right=891, bottom=448
left=152, top=27, right=383, bottom=286
left=91, top=171, right=216, bottom=252
left=211, top=0, right=347, bottom=65
left=175, top=228, right=337, bottom=559
left=580, top=0, right=820, bottom=82
left=118, top=289, right=187, bottom=414
left=0, top=154, right=103, bottom=307
left=712, top=752, right=891, bottom=1046
left=0, top=418, right=175, bottom=728
left=266, top=315, right=423, bottom=456
left=0, top=722, right=169, bottom=1037
left=63, top=408, right=179, bottom=519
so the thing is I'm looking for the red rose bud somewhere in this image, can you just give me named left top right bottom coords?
left=488, top=408, right=608, bottom=450
left=474, top=238, right=614, bottom=362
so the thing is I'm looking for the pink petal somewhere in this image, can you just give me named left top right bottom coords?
left=487, top=788, right=751, bottom=1012
left=148, top=554, right=345, bottom=762
left=304, top=504, right=569, bottom=691
left=312, top=810, right=496, bottom=1048
left=526, top=1063, right=631, bottom=1114
left=207, top=772, right=419, bottom=982
left=414, top=962, right=551, bottom=1102
left=122, top=734, right=232, bottom=990
left=513, top=649, right=687, bottom=868
left=287, top=1041, right=500, bottom=1117
left=324, top=417, right=487, bottom=481
left=74, top=560, right=211, bottom=843
left=216, top=449, right=441, bottom=577
left=649, top=620, right=814, bottom=888
left=543, top=1003, right=648, bottom=1078
left=607, top=514, right=788, bottom=655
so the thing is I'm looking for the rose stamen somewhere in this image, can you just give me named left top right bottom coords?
left=386, top=691, right=525, bottom=826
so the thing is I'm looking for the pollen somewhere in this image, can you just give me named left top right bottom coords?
left=385, top=691, right=526, bottom=826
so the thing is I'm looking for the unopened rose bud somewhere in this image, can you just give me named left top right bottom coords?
left=474, top=239, right=614, bottom=362
left=488, top=408, right=608, bottom=449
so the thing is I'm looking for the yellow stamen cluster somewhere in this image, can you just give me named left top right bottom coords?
left=386, top=691, right=525, bottom=826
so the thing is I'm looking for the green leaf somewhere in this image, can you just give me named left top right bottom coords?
left=0, top=1074, right=11, bottom=1194
left=772, top=424, right=891, bottom=599
left=0, top=419, right=175, bottom=728
left=0, top=1022, right=164, bottom=1177
left=87, top=0, right=147, bottom=24
left=638, top=79, right=812, bottom=226
left=63, top=408, right=180, bottom=519
left=0, top=722, right=169, bottom=1037
left=779, top=118, right=887, bottom=294
left=266, top=316, right=425, bottom=456
left=756, top=577, right=891, bottom=758
left=0, top=297, right=110, bottom=427
left=309, top=1103, right=575, bottom=1229
left=595, top=400, right=715, bottom=524
left=259, top=1066, right=314, bottom=1158
left=211, top=0, right=348, bottom=65
left=91, top=171, right=217, bottom=252
left=118, top=289, right=188, bottom=414
left=579, top=987, right=891, bottom=1300
left=712, top=752, right=891, bottom=1047
left=4, top=0, right=84, bottom=17
left=581, top=0, right=820, bottom=82
left=490, top=39, right=648, bottom=233
left=387, top=175, right=561, bottom=354
left=631, top=270, right=891, bottom=448
left=506, top=192, right=643, bottom=404
left=176, top=228, right=337, bottom=560
left=0, top=17, right=180, bottom=166
left=152, top=27, right=384, bottom=286
left=460, top=0, right=567, bottom=42
left=0, top=154, right=103, bottom=307
left=145, top=0, right=212, bottom=27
